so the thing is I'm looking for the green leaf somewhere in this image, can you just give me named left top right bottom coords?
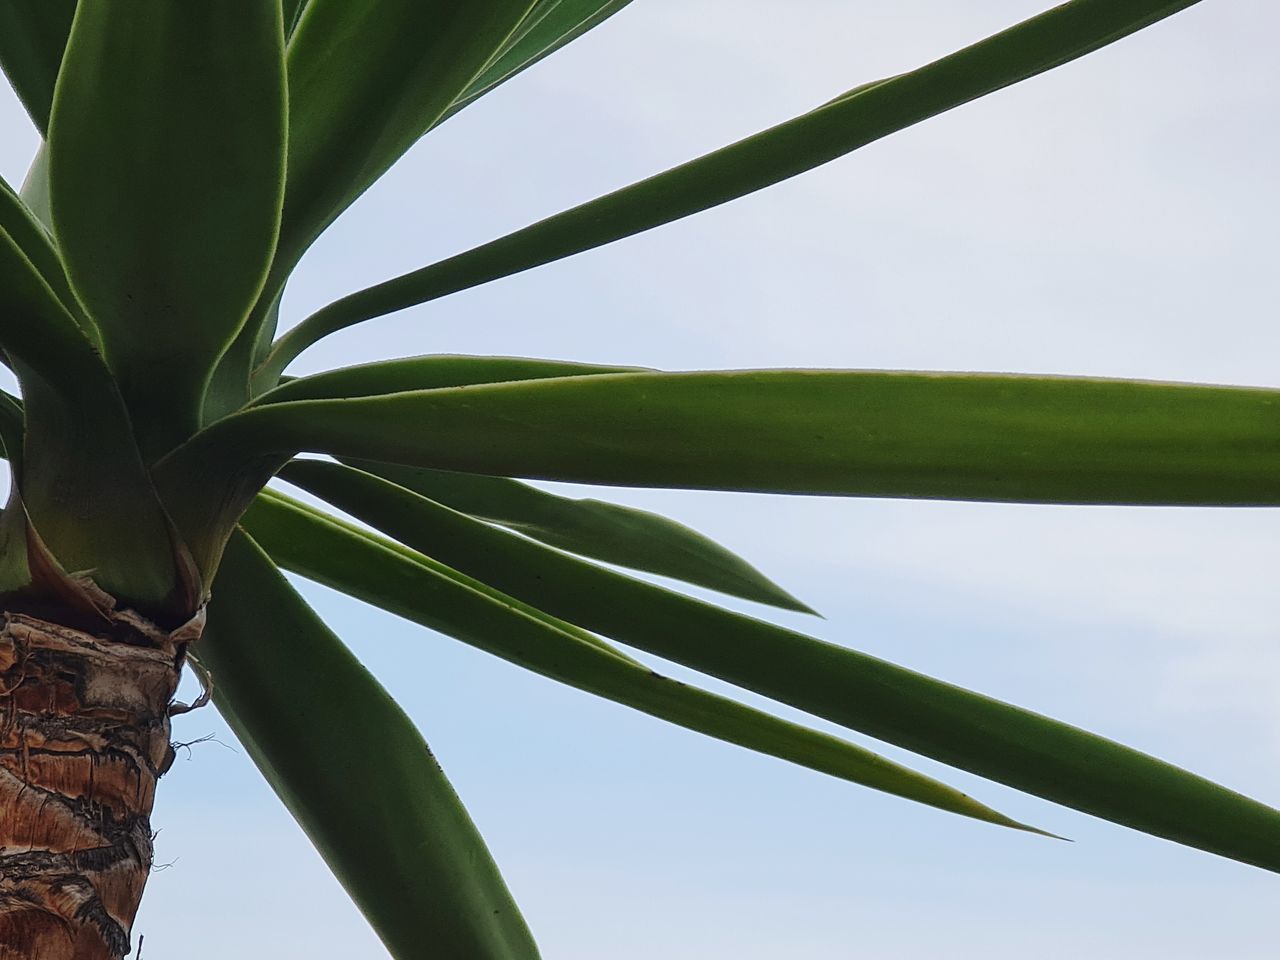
left=204, top=529, right=540, bottom=960
left=220, top=0, right=541, bottom=413
left=252, top=478, right=1280, bottom=873
left=163, top=371, right=1280, bottom=568
left=336, top=458, right=813, bottom=612
left=0, top=176, right=93, bottom=344
left=18, top=143, right=53, bottom=231
left=283, top=0, right=310, bottom=36
left=264, top=0, right=1203, bottom=375
left=441, top=1, right=635, bottom=124
left=0, top=220, right=103, bottom=389
left=0, top=390, right=23, bottom=469
left=0, top=210, right=187, bottom=610
left=245, top=489, right=1038, bottom=833
left=258, top=354, right=644, bottom=404
left=48, top=2, right=287, bottom=455
left=0, top=1, right=74, bottom=135
left=279, top=0, right=538, bottom=272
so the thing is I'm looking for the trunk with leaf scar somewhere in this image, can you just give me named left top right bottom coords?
left=0, top=594, right=202, bottom=960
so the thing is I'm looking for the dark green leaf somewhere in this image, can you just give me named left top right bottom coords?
left=323, top=394, right=812, bottom=607
left=221, top=0, right=539, bottom=413
left=283, top=0, right=310, bottom=36
left=166, top=372, right=1280, bottom=557
left=264, top=0, right=1203, bottom=375
left=336, top=458, right=813, bottom=612
left=258, top=471, right=1280, bottom=873
left=48, top=2, right=287, bottom=454
left=0, top=217, right=100, bottom=385
left=0, top=174, right=91, bottom=341
left=205, top=529, right=540, bottom=960
left=245, top=489, right=1038, bottom=832
left=0, top=390, right=23, bottom=468
left=279, top=0, right=538, bottom=272
left=0, top=205, right=187, bottom=609
left=441, top=1, right=635, bottom=124
left=0, top=1, right=75, bottom=135
left=17, top=143, right=52, bottom=230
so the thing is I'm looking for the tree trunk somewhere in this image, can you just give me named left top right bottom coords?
left=0, top=593, right=201, bottom=959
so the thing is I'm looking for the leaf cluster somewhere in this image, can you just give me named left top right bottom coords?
left=2, top=2, right=1270, bottom=956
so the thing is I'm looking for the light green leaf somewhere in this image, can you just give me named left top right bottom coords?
left=441, top=1, right=635, bottom=124
left=0, top=1, right=74, bottom=135
left=48, top=2, right=287, bottom=454
left=335, top=457, right=813, bottom=612
left=264, top=0, right=1203, bottom=375
left=246, top=489, right=1037, bottom=833
left=204, top=529, right=541, bottom=960
left=279, top=0, right=538, bottom=271
left=254, top=476, right=1280, bottom=873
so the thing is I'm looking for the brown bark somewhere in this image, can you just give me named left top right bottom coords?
left=0, top=595, right=201, bottom=960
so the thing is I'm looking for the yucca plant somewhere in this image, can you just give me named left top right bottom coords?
left=0, top=1, right=1273, bottom=957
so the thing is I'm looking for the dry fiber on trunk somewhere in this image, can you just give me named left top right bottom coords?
left=0, top=593, right=200, bottom=960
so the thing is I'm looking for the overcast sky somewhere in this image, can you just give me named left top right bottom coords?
left=3, top=2, right=1279, bottom=957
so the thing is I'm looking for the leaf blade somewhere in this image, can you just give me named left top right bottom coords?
left=0, top=224, right=184, bottom=608
left=185, top=370, right=1280, bottom=508
left=339, top=458, right=813, bottom=613
left=280, top=0, right=537, bottom=270
left=245, top=489, right=1038, bottom=833
left=259, top=470, right=1280, bottom=873
left=0, top=1, right=75, bottom=135
left=0, top=173, right=92, bottom=340
left=262, top=355, right=808, bottom=609
left=442, top=1, right=635, bottom=123
left=48, top=2, right=287, bottom=452
left=258, top=353, right=644, bottom=404
left=266, top=0, right=1204, bottom=373
left=204, top=529, right=541, bottom=960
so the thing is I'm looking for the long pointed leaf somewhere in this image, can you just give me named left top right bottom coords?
left=0, top=221, right=101, bottom=386
left=259, top=354, right=642, bottom=404
left=0, top=1, right=74, bottom=135
left=264, top=0, right=1203, bottom=375
left=283, top=0, right=310, bottom=36
left=18, top=143, right=53, bottom=231
left=205, top=529, right=541, bottom=960
left=217, top=0, right=539, bottom=412
left=0, top=223, right=182, bottom=607
left=279, top=0, right=537, bottom=270
left=339, top=458, right=812, bottom=612
left=0, top=174, right=92, bottom=338
left=260, top=469, right=1280, bottom=873
left=441, top=1, right=635, bottom=125
left=48, top=2, right=287, bottom=454
left=268, top=354, right=805, bottom=611
left=159, top=370, right=1280, bottom=570
left=245, top=490, right=1037, bottom=833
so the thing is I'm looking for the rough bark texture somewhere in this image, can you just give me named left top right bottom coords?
left=0, top=597, right=200, bottom=959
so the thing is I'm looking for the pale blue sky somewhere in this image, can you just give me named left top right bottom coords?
left=3, top=3, right=1280, bottom=957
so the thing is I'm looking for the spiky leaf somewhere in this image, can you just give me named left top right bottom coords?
left=205, top=529, right=541, bottom=960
